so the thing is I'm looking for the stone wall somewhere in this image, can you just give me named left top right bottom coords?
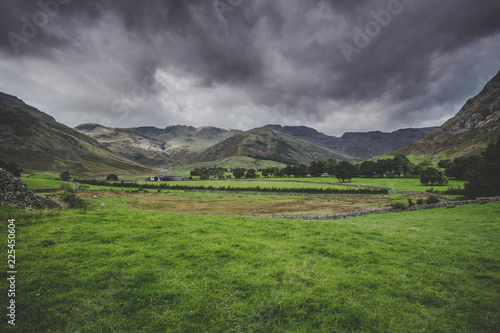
left=0, top=170, right=62, bottom=209
left=259, top=196, right=500, bottom=221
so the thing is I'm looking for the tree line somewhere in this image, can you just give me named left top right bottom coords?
left=76, top=179, right=387, bottom=195
left=255, top=155, right=449, bottom=185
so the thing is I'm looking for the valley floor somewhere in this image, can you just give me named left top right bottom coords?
left=0, top=187, right=499, bottom=332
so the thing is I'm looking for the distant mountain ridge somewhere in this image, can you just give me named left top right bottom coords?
left=189, top=127, right=353, bottom=165
left=264, top=125, right=439, bottom=160
left=75, top=122, right=439, bottom=167
left=76, top=122, right=436, bottom=167
left=395, top=70, right=500, bottom=157
left=75, top=123, right=242, bottom=166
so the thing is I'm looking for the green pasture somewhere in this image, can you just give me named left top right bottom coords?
left=21, top=178, right=76, bottom=190
left=289, top=177, right=466, bottom=192
left=18, top=172, right=76, bottom=190
left=157, top=180, right=350, bottom=190
left=1, top=199, right=498, bottom=332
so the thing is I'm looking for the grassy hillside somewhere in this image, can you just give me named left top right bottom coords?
left=191, top=127, right=353, bottom=165
left=1, top=199, right=498, bottom=332
left=0, top=92, right=151, bottom=176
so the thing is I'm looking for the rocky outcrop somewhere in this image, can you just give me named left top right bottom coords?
left=396, top=70, right=500, bottom=157
left=0, top=170, right=62, bottom=209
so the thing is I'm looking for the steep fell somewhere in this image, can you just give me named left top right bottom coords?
left=395, top=70, right=500, bottom=157
left=0, top=92, right=150, bottom=175
left=191, top=127, right=352, bottom=165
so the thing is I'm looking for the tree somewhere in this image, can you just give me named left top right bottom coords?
left=335, top=161, right=356, bottom=182
left=213, top=168, right=225, bottom=179
left=437, top=159, right=452, bottom=169
left=284, top=165, right=294, bottom=177
left=324, top=158, right=337, bottom=176
left=464, top=137, right=500, bottom=198
left=245, top=169, right=257, bottom=179
left=419, top=166, right=448, bottom=186
left=309, top=161, right=324, bottom=177
left=445, top=155, right=482, bottom=180
left=375, top=159, right=392, bottom=177
left=294, top=164, right=309, bottom=178
left=392, top=154, right=411, bottom=177
left=413, top=160, right=433, bottom=178
left=261, top=168, right=271, bottom=177
left=359, top=160, right=377, bottom=178
left=60, top=171, right=71, bottom=181
left=233, top=168, right=246, bottom=179
left=106, top=174, right=119, bottom=181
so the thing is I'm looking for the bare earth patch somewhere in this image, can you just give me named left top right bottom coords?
left=79, top=191, right=404, bottom=216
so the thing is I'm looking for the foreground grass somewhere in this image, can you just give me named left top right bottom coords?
left=0, top=201, right=498, bottom=332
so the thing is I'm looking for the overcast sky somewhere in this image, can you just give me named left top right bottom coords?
left=1, top=0, right=499, bottom=136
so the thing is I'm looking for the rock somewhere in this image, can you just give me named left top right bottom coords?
left=0, top=170, right=62, bottom=209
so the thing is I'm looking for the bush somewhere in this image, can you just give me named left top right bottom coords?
left=106, top=174, right=119, bottom=181
left=59, top=182, right=74, bottom=193
left=61, top=193, right=87, bottom=209
left=390, top=201, right=408, bottom=211
left=425, top=196, right=440, bottom=205
left=59, top=171, right=71, bottom=181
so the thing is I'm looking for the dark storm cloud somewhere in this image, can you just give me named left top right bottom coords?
left=0, top=0, right=499, bottom=134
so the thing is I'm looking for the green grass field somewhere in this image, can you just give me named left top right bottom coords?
left=1, top=198, right=498, bottom=332
left=290, top=177, right=466, bottom=192
left=98, top=177, right=465, bottom=193
left=156, top=180, right=352, bottom=190
left=20, top=172, right=77, bottom=190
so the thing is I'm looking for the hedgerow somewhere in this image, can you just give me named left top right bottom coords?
left=75, top=179, right=388, bottom=195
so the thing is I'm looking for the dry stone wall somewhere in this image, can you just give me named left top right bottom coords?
left=260, top=196, right=500, bottom=221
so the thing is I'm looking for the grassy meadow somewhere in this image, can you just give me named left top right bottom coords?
left=288, top=177, right=466, bottom=192
left=20, top=172, right=77, bottom=190
left=1, top=184, right=499, bottom=332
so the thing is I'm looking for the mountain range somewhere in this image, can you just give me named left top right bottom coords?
left=75, top=122, right=438, bottom=168
left=0, top=69, right=498, bottom=174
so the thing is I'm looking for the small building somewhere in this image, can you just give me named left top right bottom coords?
left=149, top=174, right=187, bottom=181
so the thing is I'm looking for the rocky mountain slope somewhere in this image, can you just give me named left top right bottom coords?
left=265, top=125, right=438, bottom=160
left=395, top=70, right=500, bottom=157
left=0, top=92, right=150, bottom=175
left=190, top=127, right=352, bottom=165
left=75, top=124, right=242, bottom=166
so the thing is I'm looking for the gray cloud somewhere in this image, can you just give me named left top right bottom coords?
left=0, top=0, right=499, bottom=135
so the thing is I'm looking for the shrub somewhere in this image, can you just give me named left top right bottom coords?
left=106, top=174, right=119, bottom=181
left=425, top=196, right=440, bottom=205
left=61, top=193, right=87, bottom=209
left=59, top=171, right=71, bottom=181
left=59, top=182, right=74, bottom=193
left=390, top=202, right=408, bottom=211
